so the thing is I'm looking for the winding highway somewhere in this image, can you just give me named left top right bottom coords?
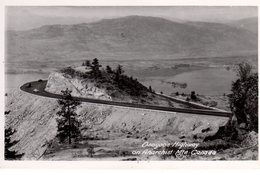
left=20, top=80, right=232, bottom=118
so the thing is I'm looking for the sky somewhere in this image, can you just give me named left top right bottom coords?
left=6, top=6, right=258, bottom=31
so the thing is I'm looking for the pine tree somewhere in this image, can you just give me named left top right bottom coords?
left=115, top=64, right=124, bottom=82
left=5, top=127, right=24, bottom=160
left=56, top=89, right=81, bottom=144
left=84, top=60, right=91, bottom=69
left=106, top=65, right=113, bottom=73
left=229, top=62, right=258, bottom=132
left=85, top=60, right=91, bottom=67
left=190, top=91, right=197, bottom=100
left=148, top=86, right=153, bottom=92
left=116, top=64, right=124, bottom=75
left=91, top=58, right=102, bottom=78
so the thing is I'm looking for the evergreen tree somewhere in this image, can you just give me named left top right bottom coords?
left=106, top=65, right=113, bottom=73
left=56, top=89, right=81, bottom=144
left=115, top=64, right=124, bottom=82
left=86, top=60, right=91, bottom=67
left=190, top=91, right=197, bottom=100
left=116, top=64, right=124, bottom=75
left=229, top=62, right=258, bottom=132
left=148, top=86, right=153, bottom=92
left=83, top=60, right=91, bottom=69
left=91, top=58, right=102, bottom=78
left=5, top=127, right=24, bottom=160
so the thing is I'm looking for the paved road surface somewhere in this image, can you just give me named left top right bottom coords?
left=20, top=80, right=232, bottom=118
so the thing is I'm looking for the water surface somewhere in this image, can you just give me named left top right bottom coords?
left=5, top=73, right=49, bottom=92
left=5, top=68, right=237, bottom=96
left=141, top=68, right=237, bottom=96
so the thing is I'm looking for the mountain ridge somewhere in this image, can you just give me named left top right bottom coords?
left=227, top=17, right=258, bottom=34
left=6, top=15, right=257, bottom=62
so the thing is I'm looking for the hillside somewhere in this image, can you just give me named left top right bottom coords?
left=228, top=17, right=258, bottom=34
left=45, top=63, right=184, bottom=108
left=6, top=87, right=232, bottom=160
left=6, top=16, right=257, bottom=63
left=5, top=82, right=256, bottom=160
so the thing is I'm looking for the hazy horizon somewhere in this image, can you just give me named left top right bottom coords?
left=6, top=6, right=257, bottom=31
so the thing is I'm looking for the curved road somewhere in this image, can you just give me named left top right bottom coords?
left=20, top=80, right=232, bottom=118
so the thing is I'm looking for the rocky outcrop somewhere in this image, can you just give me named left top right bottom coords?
left=45, top=71, right=111, bottom=100
left=5, top=90, right=58, bottom=160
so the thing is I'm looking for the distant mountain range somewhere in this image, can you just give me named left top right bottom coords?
left=6, top=16, right=257, bottom=62
left=227, top=17, right=258, bottom=34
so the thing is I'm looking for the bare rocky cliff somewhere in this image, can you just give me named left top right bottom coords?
left=45, top=71, right=112, bottom=100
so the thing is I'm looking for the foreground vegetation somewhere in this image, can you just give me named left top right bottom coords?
left=5, top=128, right=24, bottom=160
left=229, top=62, right=258, bottom=132
left=56, top=89, right=81, bottom=144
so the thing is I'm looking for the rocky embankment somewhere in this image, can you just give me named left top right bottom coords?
left=45, top=71, right=112, bottom=100
left=6, top=88, right=230, bottom=160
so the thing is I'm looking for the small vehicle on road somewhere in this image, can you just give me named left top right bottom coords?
left=38, top=79, right=43, bottom=82
left=33, top=89, right=39, bottom=93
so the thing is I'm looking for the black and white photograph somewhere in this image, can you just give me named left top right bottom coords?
left=2, top=4, right=258, bottom=163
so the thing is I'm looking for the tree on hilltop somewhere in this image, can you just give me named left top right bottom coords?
left=106, top=65, right=113, bottom=74
left=91, top=58, right=102, bottom=78
left=148, top=86, right=153, bottom=92
left=115, top=64, right=124, bottom=82
left=190, top=91, right=197, bottom=100
left=83, top=60, right=91, bottom=67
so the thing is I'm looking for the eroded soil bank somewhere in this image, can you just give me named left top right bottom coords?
left=6, top=89, right=257, bottom=161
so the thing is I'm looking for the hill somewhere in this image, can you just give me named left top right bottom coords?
left=6, top=16, right=257, bottom=63
left=45, top=60, right=184, bottom=108
left=227, top=17, right=258, bottom=34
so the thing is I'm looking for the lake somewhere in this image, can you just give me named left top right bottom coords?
left=140, top=68, right=237, bottom=96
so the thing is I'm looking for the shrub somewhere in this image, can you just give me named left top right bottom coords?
left=228, top=62, right=258, bottom=132
left=190, top=91, right=197, bottom=100
left=60, top=67, right=76, bottom=78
